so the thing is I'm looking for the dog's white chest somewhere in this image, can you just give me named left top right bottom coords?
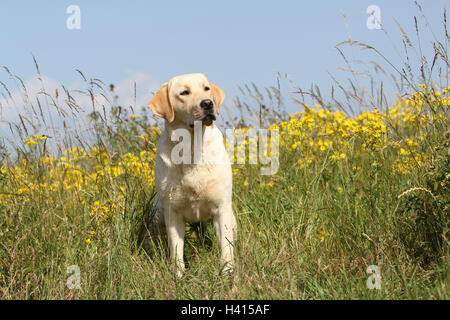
left=172, top=163, right=226, bottom=222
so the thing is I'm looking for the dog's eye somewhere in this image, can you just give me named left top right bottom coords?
left=204, top=86, right=210, bottom=91
left=180, top=90, right=190, bottom=96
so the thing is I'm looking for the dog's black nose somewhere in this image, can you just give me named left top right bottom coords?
left=200, top=99, right=214, bottom=110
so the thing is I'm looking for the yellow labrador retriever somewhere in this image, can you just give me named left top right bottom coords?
left=147, top=73, right=236, bottom=277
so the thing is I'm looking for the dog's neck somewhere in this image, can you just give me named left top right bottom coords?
left=164, top=119, right=213, bottom=143
left=163, top=119, right=216, bottom=166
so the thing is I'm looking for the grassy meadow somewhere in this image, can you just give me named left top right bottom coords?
left=0, top=9, right=449, bottom=299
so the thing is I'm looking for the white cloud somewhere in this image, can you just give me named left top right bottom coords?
left=0, top=71, right=160, bottom=148
left=112, top=71, right=160, bottom=111
left=0, top=74, right=61, bottom=122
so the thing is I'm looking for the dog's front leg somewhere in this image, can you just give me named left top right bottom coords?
left=213, top=205, right=237, bottom=275
left=164, top=206, right=185, bottom=277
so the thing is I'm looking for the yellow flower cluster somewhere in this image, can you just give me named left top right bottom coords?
left=23, top=135, right=48, bottom=145
left=2, top=130, right=158, bottom=245
left=268, top=105, right=390, bottom=167
left=264, top=86, right=448, bottom=173
left=2, top=147, right=154, bottom=200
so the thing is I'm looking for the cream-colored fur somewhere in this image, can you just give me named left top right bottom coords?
left=147, top=73, right=236, bottom=277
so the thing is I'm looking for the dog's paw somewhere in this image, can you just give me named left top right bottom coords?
left=221, top=263, right=234, bottom=279
left=176, top=270, right=184, bottom=279
left=175, top=264, right=185, bottom=279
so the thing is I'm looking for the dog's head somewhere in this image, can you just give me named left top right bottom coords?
left=148, top=73, right=225, bottom=127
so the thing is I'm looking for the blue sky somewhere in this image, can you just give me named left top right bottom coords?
left=0, top=0, right=448, bottom=117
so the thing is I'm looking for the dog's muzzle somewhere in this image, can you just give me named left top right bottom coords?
left=200, top=99, right=216, bottom=126
left=202, top=113, right=216, bottom=126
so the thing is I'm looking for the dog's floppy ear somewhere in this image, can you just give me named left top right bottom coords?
left=148, top=82, right=174, bottom=122
left=211, top=83, right=225, bottom=113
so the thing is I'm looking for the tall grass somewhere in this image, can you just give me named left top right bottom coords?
left=0, top=4, right=448, bottom=299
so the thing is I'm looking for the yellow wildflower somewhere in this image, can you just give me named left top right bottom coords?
left=24, top=138, right=37, bottom=146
